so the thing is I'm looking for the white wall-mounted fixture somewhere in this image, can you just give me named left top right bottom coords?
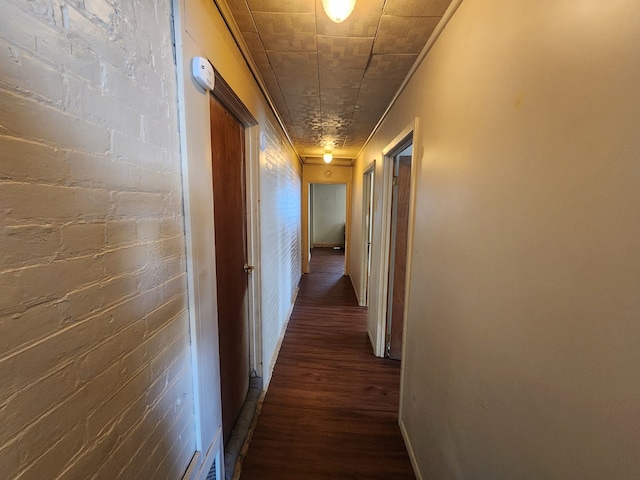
left=322, top=0, right=356, bottom=23
left=192, top=56, right=215, bottom=91
left=259, top=131, right=267, bottom=151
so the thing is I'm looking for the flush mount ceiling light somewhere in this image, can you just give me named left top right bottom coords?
left=323, top=151, right=333, bottom=163
left=322, top=0, right=356, bottom=23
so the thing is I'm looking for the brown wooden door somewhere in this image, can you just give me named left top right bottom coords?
left=210, top=95, right=249, bottom=442
left=386, top=155, right=411, bottom=360
left=363, top=169, right=374, bottom=306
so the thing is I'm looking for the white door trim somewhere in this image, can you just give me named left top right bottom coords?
left=373, top=119, right=420, bottom=358
left=245, top=125, right=263, bottom=380
left=360, top=161, right=376, bottom=307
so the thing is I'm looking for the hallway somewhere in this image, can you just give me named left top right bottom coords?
left=239, top=248, right=415, bottom=479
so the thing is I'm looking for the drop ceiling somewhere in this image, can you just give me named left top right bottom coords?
left=218, top=0, right=454, bottom=163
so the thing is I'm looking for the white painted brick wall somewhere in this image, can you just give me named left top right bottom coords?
left=0, top=1, right=194, bottom=479
left=260, top=113, right=302, bottom=382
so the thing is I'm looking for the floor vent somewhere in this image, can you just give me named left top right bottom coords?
left=206, top=459, right=216, bottom=480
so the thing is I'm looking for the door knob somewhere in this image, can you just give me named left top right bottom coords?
left=243, top=263, right=254, bottom=273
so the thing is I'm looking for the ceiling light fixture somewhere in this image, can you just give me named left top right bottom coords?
left=323, top=151, right=333, bottom=163
left=322, top=0, right=356, bottom=23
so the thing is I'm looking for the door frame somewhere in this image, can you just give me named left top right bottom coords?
left=172, top=3, right=263, bottom=471
left=301, top=165, right=352, bottom=275
left=360, top=161, right=375, bottom=307
left=245, top=126, right=263, bottom=382
left=373, top=119, right=420, bottom=359
left=385, top=152, right=412, bottom=359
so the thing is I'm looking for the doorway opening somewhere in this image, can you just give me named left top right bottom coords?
left=308, top=183, right=347, bottom=274
left=384, top=142, right=413, bottom=360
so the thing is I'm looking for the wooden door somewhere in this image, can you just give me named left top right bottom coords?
left=362, top=169, right=374, bottom=305
left=386, top=155, right=411, bottom=360
left=210, top=95, right=249, bottom=442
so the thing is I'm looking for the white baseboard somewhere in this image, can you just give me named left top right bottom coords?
left=399, top=417, right=422, bottom=480
left=348, top=274, right=365, bottom=306
left=264, top=287, right=299, bottom=388
left=181, top=451, right=201, bottom=480
left=182, top=426, right=224, bottom=480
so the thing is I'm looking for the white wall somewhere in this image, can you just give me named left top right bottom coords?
left=260, top=111, right=302, bottom=381
left=0, top=1, right=194, bottom=478
left=351, top=0, right=640, bottom=478
left=312, top=183, right=346, bottom=246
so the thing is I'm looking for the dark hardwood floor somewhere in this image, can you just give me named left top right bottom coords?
left=239, top=248, right=415, bottom=479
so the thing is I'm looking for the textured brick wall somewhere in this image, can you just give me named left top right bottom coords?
left=260, top=112, right=302, bottom=381
left=0, top=1, right=195, bottom=479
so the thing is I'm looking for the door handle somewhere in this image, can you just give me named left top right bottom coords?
left=243, top=263, right=254, bottom=274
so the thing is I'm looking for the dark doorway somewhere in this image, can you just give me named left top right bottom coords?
left=209, top=94, right=250, bottom=442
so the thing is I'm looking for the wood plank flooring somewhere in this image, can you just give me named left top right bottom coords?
left=239, top=248, right=415, bottom=479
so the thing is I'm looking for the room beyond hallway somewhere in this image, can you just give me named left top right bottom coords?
left=237, top=248, right=415, bottom=479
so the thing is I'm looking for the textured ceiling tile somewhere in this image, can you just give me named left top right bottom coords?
left=319, top=67, right=365, bottom=89
left=223, top=0, right=452, bottom=160
left=373, top=16, right=441, bottom=54
left=359, top=77, right=404, bottom=102
left=256, top=63, right=279, bottom=88
left=247, top=0, right=315, bottom=13
left=316, top=0, right=384, bottom=37
left=289, top=125, right=320, bottom=141
left=267, top=87, right=291, bottom=118
left=242, top=32, right=270, bottom=64
left=232, top=11, right=258, bottom=33
left=320, top=137, right=347, bottom=151
left=267, top=51, right=318, bottom=78
left=226, top=0, right=258, bottom=32
left=277, top=76, right=320, bottom=97
left=321, top=125, right=351, bottom=137
left=344, top=125, right=374, bottom=145
left=285, top=95, right=321, bottom=118
left=226, top=0, right=248, bottom=8
left=298, top=140, right=325, bottom=152
left=317, top=36, right=373, bottom=69
left=320, top=87, right=359, bottom=106
left=322, top=104, right=355, bottom=118
left=351, top=108, right=385, bottom=125
left=253, top=13, right=316, bottom=52
left=364, top=54, right=418, bottom=80
left=321, top=134, right=351, bottom=149
left=383, top=0, right=452, bottom=17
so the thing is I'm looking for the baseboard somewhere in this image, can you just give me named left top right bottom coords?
left=312, top=243, right=343, bottom=248
left=186, top=427, right=223, bottom=480
left=181, top=451, right=201, bottom=480
left=264, top=286, right=299, bottom=387
left=348, top=274, right=365, bottom=306
left=399, top=417, right=423, bottom=480
left=367, top=329, right=376, bottom=354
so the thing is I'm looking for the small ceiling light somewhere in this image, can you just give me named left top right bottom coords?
left=322, top=0, right=356, bottom=23
left=323, top=151, right=333, bottom=163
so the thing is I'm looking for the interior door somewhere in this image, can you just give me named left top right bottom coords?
left=209, top=94, right=249, bottom=442
left=362, top=169, right=374, bottom=305
left=386, top=155, right=411, bottom=360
